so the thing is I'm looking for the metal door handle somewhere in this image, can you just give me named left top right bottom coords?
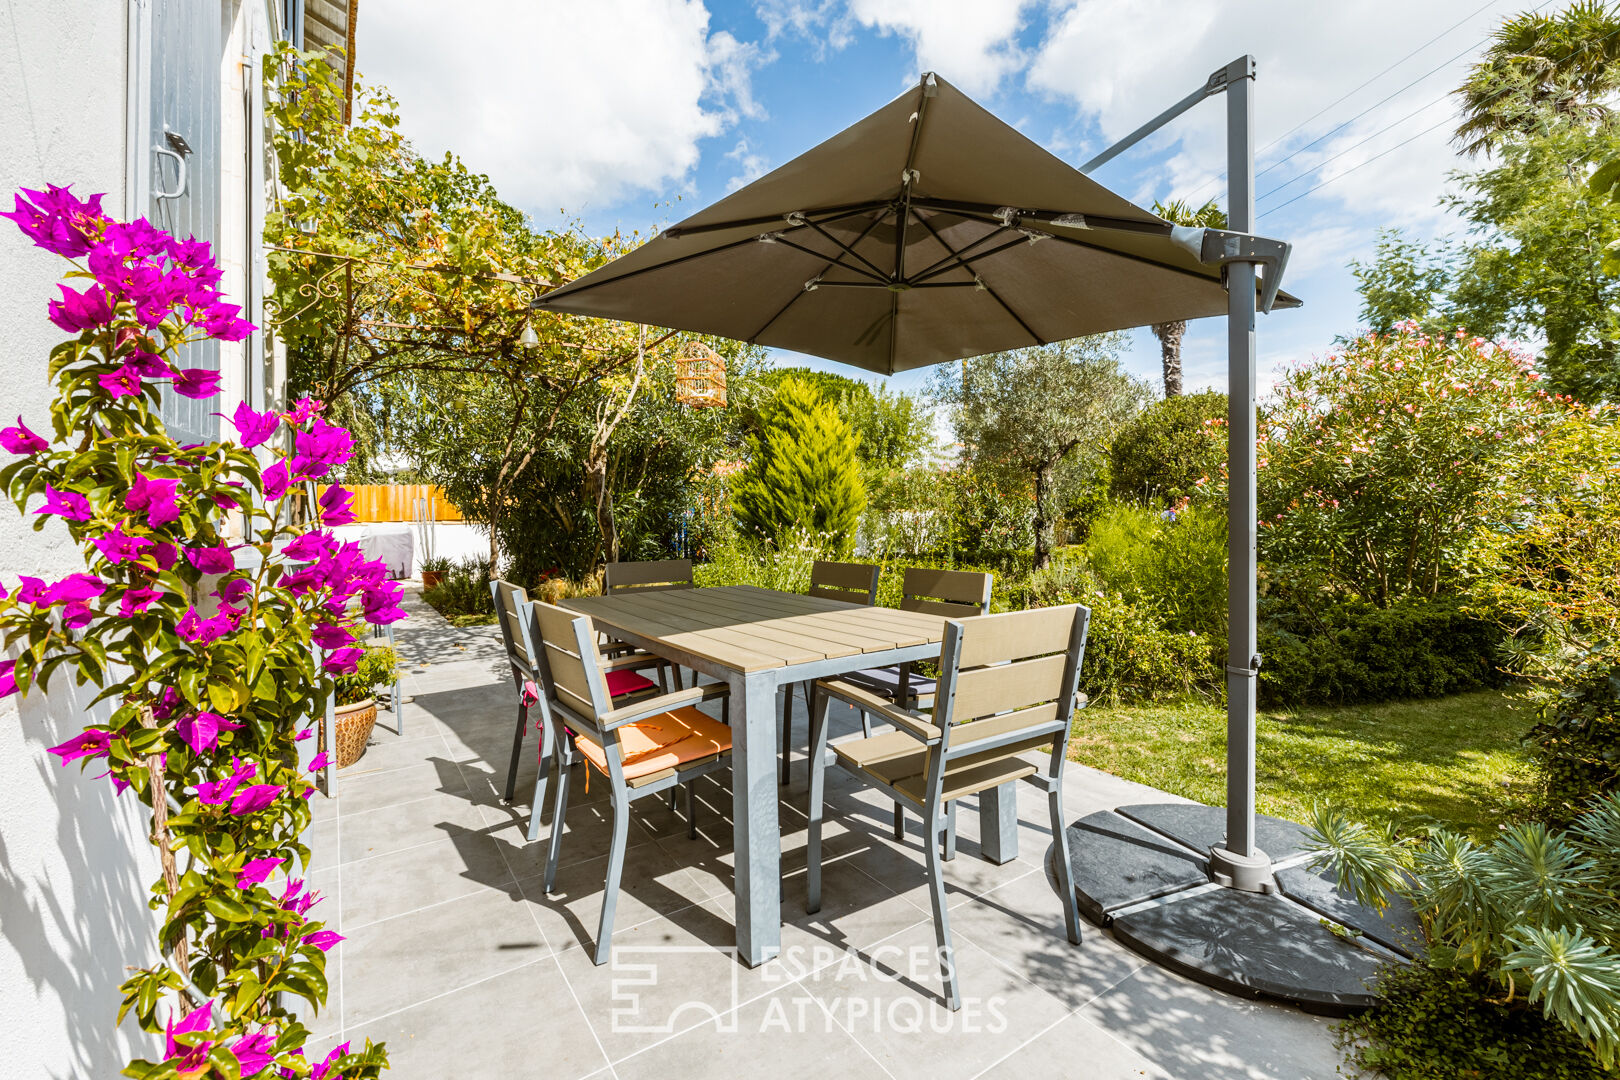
left=153, top=146, right=187, bottom=200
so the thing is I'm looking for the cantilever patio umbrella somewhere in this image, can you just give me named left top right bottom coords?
left=535, top=72, right=1294, bottom=375
left=536, top=65, right=1372, bottom=1010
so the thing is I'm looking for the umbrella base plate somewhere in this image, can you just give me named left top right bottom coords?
left=1051, top=804, right=1414, bottom=1017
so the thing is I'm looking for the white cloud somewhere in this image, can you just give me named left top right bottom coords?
left=848, top=0, right=1037, bottom=96
left=724, top=137, right=771, bottom=192
left=755, top=0, right=857, bottom=55
left=1027, top=0, right=1521, bottom=229
left=356, top=0, right=770, bottom=216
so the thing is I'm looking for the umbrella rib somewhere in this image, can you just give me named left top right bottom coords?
left=533, top=232, right=766, bottom=304
left=802, top=218, right=892, bottom=280
left=660, top=200, right=892, bottom=240
left=910, top=197, right=1171, bottom=237
left=771, top=235, right=887, bottom=283
left=746, top=211, right=893, bottom=343
left=909, top=234, right=1030, bottom=284
left=908, top=227, right=1023, bottom=283
left=911, top=211, right=1044, bottom=346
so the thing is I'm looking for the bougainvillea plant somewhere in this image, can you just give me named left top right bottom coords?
left=0, top=185, right=396, bottom=1078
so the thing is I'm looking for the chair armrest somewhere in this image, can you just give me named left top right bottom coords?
left=598, top=682, right=728, bottom=731
left=601, top=651, right=667, bottom=672
left=815, top=679, right=941, bottom=742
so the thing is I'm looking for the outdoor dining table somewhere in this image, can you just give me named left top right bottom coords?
left=560, top=583, right=1023, bottom=966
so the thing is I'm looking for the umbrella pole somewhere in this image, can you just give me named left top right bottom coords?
left=1207, top=56, right=1272, bottom=891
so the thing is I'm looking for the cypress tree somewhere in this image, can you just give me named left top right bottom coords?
left=733, top=376, right=866, bottom=552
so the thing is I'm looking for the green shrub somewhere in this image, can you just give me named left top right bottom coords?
left=1258, top=598, right=1508, bottom=706
left=1527, top=651, right=1620, bottom=823
left=1078, top=593, right=1217, bottom=705
left=332, top=641, right=402, bottom=707
left=1336, top=962, right=1609, bottom=1080
left=1085, top=500, right=1227, bottom=636
left=423, top=556, right=495, bottom=624
left=733, top=376, right=866, bottom=553
left=1108, top=390, right=1227, bottom=507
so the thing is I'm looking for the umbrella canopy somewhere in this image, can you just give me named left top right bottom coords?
left=535, top=72, right=1295, bottom=375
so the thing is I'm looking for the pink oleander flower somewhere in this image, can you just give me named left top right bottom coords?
left=170, top=367, right=223, bottom=400
left=119, top=586, right=163, bottom=617
left=0, top=416, right=49, bottom=454
left=236, top=856, right=282, bottom=890
left=48, top=728, right=111, bottom=765
left=126, top=471, right=182, bottom=527
left=317, top=484, right=357, bottom=526
left=97, top=363, right=143, bottom=398
left=175, top=710, right=242, bottom=754
left=47, top=282, right=116, bottom=333
left=36, top=483, right=93, bottom=522
left=0, top=184, right=106, bottom=256
left=186, top=544, right=235, bottom=575
left=322, top=647, right=362, bottom=675
left=228, top=783, right=283, bottom=815
left=93, top=524, right=154, bottom=565
left=226, top=400, right=279, bottom=448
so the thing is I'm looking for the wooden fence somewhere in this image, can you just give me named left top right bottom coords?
left=337, top=484, right=463, bottom=523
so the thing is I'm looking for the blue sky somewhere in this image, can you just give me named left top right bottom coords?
left=361, top=0, right=1535, bottom=398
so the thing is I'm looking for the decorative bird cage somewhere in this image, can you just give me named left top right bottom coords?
left=675, top=341, right=728, bottom=408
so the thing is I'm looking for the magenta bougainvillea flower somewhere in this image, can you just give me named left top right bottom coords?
left=0, top=184, right=105, bottom=256
left=293, top=417, right=354, bottom=478
left=126, top=471, right=182, bottom=527
left=316, top=484, right=357, bottom=526
left=227, top=783, right=283, bottom=816
left=47, top=282, right=116, bottom=333
left=260, top=459, right=291, bottom=501
left=48, top=728, right=111, bottom=765
left=125, top=349, right=171, bottom=378
left=235, top=857, right=282, bottom=890
left=60, top=600, right=95, bottom=629
left=36, top=483, right=93, bottom=522
left=176, top=710, right=242, bottom=754
left=321, top=647, right=363, bottom=675
left=93, top=523, right=154, bottom=565
left=196, top=756, right=256, bottom=806
left=0, top=416, right=49, bottom=454
left=176, top=606, right=235, bottom=645
left=309, top=622, right=353, bottom=650
left=14, top=576, right=50, bottom=604
left=307, top=752, right=330, bottom=774
left=97, top=363, right=143, bottom=398
left=301, top=929, right=343, bottom=953
left=285, top=396, right=324, bottom=425
left=229, top=1029, right=277, bottom=1075
left=0, top=660, right=17, bottom=698
left=119, top=586, right=163, bottom=617
left=281, top=530, right=334, bottom=562
left=162, top=999, right=215, bottom=1072
left=200, top=301, right=256, bottom=342
left=215, top=577, right=252, bottom=605
left=48, top=573, right=106, bottom=604
left=360, top=582, right=408, bottom=624
left=186, top=544, right=236, bottom=575
left=226, top=401, right=279, bottom=448
left=170, top=367, right=223, bottom=400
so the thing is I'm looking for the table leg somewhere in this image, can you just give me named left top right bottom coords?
left=730, top=669, right=781, bottom=967
left=980, top=782, right=1019, bottom=865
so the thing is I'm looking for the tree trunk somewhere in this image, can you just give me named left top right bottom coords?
left=1152, top=320, right=1186, bottom=397
left=583, top=448, right=617, bottom=564
left=1032, top=465, right=1053, bottom=572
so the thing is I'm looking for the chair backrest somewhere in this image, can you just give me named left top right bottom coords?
left=934, top=604, right=1090, bottom=758
left=603, top=558, right=694, bottom=595
left=524, top=600, right=612, bottom=738
left=490, top=579, right=533, bottom=680
left=808, top=560, right=880, bottom=606
left=900, top=568, right=993, bottom=618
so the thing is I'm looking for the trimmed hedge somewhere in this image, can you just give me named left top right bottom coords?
left=1258, top=598, right=1508, bottom=707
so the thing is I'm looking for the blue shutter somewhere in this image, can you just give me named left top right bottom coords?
left=148, top=0, right=222, bottom=445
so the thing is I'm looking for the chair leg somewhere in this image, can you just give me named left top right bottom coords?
left=542, top=752, right=572, bottom=881
left=686, top=778, right=698, bottom=840
left=524, top=716, right=554, bottom=842
left=806, top=687, right=832, bottom=914
left=860, top=709, right=873, bottom=738
left=943, top=802, right=957, bottom=862
left=594, top=790, right=631, bottom=965
left=779, top=683, right=793, bottom=786
left=893, top=801, right=905, bottom=842
left=922, top=796, right=961, bottom=1011
left=1048, top=781, right=1083, bottom=946
left=503, top=699, right=528, bottom=803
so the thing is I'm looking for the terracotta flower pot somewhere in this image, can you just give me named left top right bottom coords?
left=421, top=570, right=444, bottom=590
left=322, top=698, right=377, bottom=769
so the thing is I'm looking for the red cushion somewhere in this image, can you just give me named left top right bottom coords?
left=605, top=668, right=656, bottom=697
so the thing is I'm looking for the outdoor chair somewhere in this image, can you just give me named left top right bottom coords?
left=491, top=580, right=665, bottom=826
left=603, top=558, right=696, bottom=686
left=780, top=559, right=880, bottom=783
left=841, top=567, right=992, bottom=712
left=523, top=599, right=732, bottom=965
left=806, top=603, right=1090, bottom=1010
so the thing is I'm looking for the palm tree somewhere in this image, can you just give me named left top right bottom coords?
left=1455, top=1, right=1620, bottom=157
left=1149, top=198, right=1227, bottom=397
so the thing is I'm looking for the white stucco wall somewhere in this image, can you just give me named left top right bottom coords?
left=0, top=1, right=277, bottom=1073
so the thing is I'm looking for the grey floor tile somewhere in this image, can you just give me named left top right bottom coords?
left=342, top=884, right=547, bottom=1025
left=343, top=957, right=608, bottom=1080
left=340, top=831, right=514, bottom=929
left=612, top=980, right=891, bottom=1080
left=802, top=923, right=1073, bottom=1080
left=336, top=759, right=468, bottom=815
left=334, top=729, right=452, bottom=777
left=1076, top=963, right=1343, bottom=1080
left=511, top=839, right=717, bottom=956
left=339, top=789, right=494, bottom=865
left=977, top=1010, right=1173, bottom=1080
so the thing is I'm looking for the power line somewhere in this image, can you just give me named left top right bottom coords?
left=1258, top=113, right=1458, bottom=218
left=1256, top=92, right=1454, bottom=204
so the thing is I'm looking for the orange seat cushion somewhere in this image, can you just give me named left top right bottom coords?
left=605, top=668, right=656, bottom=697
left=574, top=705, right=731, bottom=781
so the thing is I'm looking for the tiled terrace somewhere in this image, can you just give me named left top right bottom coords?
left=301, top=589, right=1342, bottom=1079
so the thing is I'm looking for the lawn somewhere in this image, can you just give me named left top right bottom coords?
left=1068, top=689, right=1537, bottom=839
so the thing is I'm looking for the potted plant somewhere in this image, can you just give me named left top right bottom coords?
left=325, top=640, right=402, bottom=768
left=419, top=553, right=451, bottom=591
